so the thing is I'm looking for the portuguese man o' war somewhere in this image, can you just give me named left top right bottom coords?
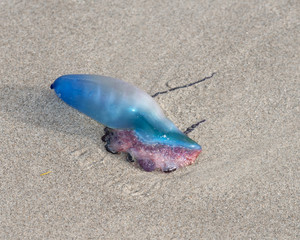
left=51, top=74, right=203, bottom=172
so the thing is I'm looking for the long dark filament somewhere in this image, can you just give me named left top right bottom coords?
left=151, top=72, right=216, bottom=98
left=152, top=72, right=216, bottom=135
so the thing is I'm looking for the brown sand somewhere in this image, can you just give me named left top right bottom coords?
left=0, top=0, right=299, bottom=239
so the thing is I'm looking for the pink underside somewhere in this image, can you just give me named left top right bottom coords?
left=106, top=129, right=201, bottom=172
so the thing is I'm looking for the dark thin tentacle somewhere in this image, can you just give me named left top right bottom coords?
left=184, top=119, right=206, bottom=135
left=152, top=72, right=216, bottom=98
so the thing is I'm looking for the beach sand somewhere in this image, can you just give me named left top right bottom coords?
left=0, top=0, right=299, bottom=239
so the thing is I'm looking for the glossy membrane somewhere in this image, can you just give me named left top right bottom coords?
left=51, top=74, right=202, bottom=171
